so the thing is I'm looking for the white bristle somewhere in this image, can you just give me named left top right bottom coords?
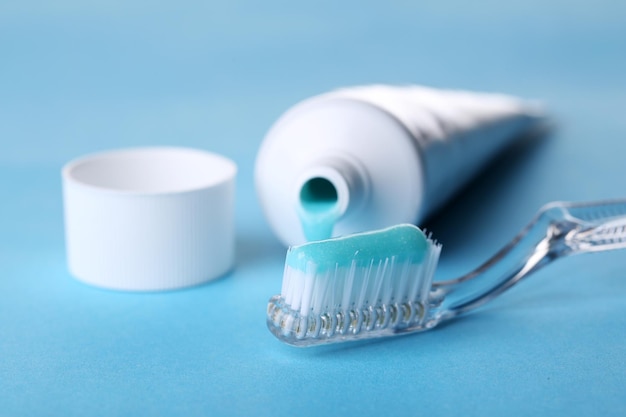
left=280, top=239, right=442, bottom=318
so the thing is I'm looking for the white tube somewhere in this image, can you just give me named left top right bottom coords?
left=255, top=85, right=545, bottom=246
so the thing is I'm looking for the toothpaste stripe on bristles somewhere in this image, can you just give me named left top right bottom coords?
left=274, top=224, right=441, bottom=343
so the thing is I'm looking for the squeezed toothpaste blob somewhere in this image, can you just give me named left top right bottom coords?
left=286, top=223, right=429, bottom=272
left=298, top=177, right=342, bottom=241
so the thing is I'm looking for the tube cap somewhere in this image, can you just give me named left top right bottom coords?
left=62, top=147, right=237, bottom=291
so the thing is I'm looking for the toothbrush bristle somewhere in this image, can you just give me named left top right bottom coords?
left=267, top=224, right=442, bottom=346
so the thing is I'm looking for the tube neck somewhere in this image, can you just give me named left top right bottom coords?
left=295, top=156, right=367, bottom=241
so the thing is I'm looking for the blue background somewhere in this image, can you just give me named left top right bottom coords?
left=1, top=1, right=625, bottom=416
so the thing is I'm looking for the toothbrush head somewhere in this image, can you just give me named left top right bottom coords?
left=266, top=224, right=442, bottom=346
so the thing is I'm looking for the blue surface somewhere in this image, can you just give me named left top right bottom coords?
left=2, top=1, right=626, bottom=416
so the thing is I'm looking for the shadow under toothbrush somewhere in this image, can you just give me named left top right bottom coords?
left=270, top=311, right=501, bottom=357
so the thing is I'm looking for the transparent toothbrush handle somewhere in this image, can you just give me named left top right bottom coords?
left=432, top=199, right=626, bottom=322
left=557, top=200, right=626, bottom=253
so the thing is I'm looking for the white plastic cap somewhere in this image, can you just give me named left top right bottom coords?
left=62, top=147, right=237, bottom=291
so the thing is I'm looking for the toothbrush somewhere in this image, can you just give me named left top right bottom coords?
left=266, top=199, right=626, bottom=346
